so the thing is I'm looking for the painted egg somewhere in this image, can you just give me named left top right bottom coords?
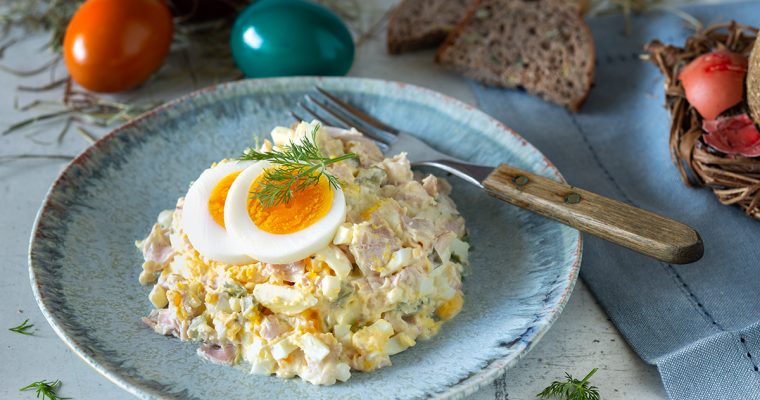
left=63, top=0, right=173, bottom=93
left=230, top=0, right=354, bottom=78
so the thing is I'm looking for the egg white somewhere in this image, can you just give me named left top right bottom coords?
left=224, top=161, right=346, bottom=264
left=182, top=161, right=257, bottom=265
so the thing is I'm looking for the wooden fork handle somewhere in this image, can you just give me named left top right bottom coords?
left=482, top=164, right=704, bottom=264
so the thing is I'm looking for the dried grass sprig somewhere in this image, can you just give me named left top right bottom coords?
left=0, top=0, right=83, bottom=52
left=586, top=1, right=700, bottom=34
left=0, top=154, right=74, bottom=164
left=3, top=78, right=160, bottom=142
left=0, top=0, right=373, bottom=155
left=646, top=21, right=760, bottom=219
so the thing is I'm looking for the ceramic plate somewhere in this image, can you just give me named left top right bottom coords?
left=29, top=77, right=581, bottom=399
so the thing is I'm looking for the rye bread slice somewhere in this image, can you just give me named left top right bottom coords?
left=387, top=0, right=475, bottom=54
left=435, top=0, right=595, bottom=111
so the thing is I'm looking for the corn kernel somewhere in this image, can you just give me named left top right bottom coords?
left=142, top=260, right=163, bottom=273
left=149, top=285, right=168, bottom=308
left=138, top=270, right=155, bottom=285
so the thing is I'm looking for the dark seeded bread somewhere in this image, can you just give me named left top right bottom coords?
left=387, top=0, right=475, bottom=54
left=435, top=0, right=595, bottom=111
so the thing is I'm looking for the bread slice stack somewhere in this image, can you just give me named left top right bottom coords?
left=387, top=0, right=595, bottom=112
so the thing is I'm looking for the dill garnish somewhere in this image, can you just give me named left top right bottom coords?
left=538, top=368, right=600, bottom=400
left=239, top=124, right=356, bottom=208
left=19, top=379, right=70, bottom=400
left=9, top=319, right=34, bottom=335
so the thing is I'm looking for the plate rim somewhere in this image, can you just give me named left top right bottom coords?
left=28, top=76, right=582, bottom=400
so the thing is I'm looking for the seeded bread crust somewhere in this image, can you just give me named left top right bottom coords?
left=387, top=0, right=475, bottom=54
left=435, top=0, right=595, bottom=112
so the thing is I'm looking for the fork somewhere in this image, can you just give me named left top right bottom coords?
left=293, top=87, right=704, bottom=265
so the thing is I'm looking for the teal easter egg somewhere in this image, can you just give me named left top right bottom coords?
left=230, top=0, right=355, bottom=78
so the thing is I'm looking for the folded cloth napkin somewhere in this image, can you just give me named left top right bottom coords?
left=470, top=2, right=760, bottom=399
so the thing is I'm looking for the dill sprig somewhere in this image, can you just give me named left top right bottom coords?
left=538, top=368, right=600, bottom=400
left=19, top=379, right=70, bottom=400
left=239, top=124, right=357, bottom=208
left=9, top=319, right=34, bottom=335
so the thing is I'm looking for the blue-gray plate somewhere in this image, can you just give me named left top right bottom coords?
left=29, top=77, right=581, bottom=399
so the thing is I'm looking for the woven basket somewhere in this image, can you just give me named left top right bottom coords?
left=646, top=22, right=760, bottom=219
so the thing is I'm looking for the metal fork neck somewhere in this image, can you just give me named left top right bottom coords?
left=413, top=160, right=493, bottom=188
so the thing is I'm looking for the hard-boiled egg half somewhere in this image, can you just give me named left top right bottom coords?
left=225, top=160, right=346, bottom=264
left=182, top=160, right=257, bottom=265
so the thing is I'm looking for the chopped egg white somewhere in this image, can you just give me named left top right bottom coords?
left=313, top=245, right=352, bottom=279
left=252, top=283, right=317, bottom=316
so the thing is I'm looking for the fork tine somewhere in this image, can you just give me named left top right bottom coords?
left=301, top=98, right=353, bottom=132
left=298, top=101, right=350, bottom=130
left=298, top=101, right=390, bottom=151
left=305, top=94, right=394, bottom=146
left=290, top=111, right=308, bottom=123
left=316, top=87, right=400, bottom=136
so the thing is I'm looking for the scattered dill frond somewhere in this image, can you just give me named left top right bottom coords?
left=538, top=368, right=600, bottom=400
left=9, top=319, right=34, bottom=335
left=19, top=379, right=70, bottom=400
left=238, top=124, right=356, bottom=207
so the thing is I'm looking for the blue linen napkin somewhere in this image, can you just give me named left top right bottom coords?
left=470, top=2, right=760, bottom=399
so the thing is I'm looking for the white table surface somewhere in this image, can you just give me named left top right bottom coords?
left=0, top=1, right=736, bottom=398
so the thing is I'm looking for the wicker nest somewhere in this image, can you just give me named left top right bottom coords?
left=646, top=22, right=760, bottom=219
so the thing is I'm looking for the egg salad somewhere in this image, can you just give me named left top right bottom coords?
left=136, top=121, right=469, bottom=385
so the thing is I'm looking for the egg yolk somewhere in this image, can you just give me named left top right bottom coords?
left=248, top=172, right=334, bottom=234
left=208, top=171, right=242, bottom=228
